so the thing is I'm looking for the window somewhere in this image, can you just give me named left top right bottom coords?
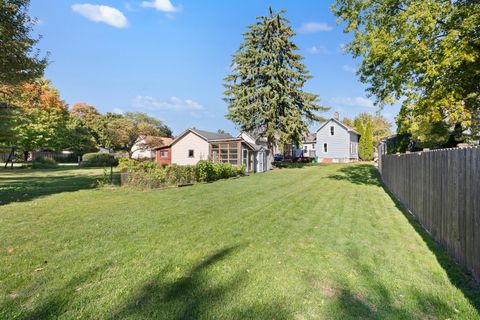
left=323, top=143, right=328, bottom=153
left=304, top=145, right=308, bottom=151
left=330, top=126, right=335, bottom=136
left=312, top=144, right=315, bottom=149
left=160, top=150, right=168, bottom=158
left=188, top=149, right=194, bottom=158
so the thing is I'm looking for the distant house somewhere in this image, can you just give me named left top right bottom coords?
left=165, top=128, right=270, bottom=173
left=132, top=136, right=172, bottom=160
left=316, top=115, right=360, bottom=163
left=297, top=133, right=316, bottom=159
left=153, top=137, right=174, bottom=165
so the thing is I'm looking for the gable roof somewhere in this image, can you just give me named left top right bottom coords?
left=316, top=118, right=360, bottom=136
left=303, top=132, right=316, bottom=142
left=192, top=128, right=234, bottom=140
left=151, top=137, right=175, bottom=150
left=170, top=128, right=237, bottom=147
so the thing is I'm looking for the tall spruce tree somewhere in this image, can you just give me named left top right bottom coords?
left=224, top=8, right=328, bottom=149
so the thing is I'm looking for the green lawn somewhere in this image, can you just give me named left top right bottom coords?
left=0, top=164, right=479, bottom=319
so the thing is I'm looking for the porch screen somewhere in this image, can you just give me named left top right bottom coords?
left=210, top=142, right=239, bottom=165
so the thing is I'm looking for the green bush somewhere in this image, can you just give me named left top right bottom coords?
left=195, top=160, right=215, bottom=182
left=119, top=160, right=245, bottom=189
left=31, top=157, right=58, bottom=169
left=165, top=164, right=196, bottom=185
left=81, top=153, right=118, bottom=167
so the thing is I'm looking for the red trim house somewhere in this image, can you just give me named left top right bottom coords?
left=154, top=138, right=174, bottom=165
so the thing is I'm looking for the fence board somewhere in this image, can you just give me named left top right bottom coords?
left=380, top=146, right=480, bottom=281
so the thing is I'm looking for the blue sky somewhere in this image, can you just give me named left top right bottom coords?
left=30, top=0, right=399, bottom=135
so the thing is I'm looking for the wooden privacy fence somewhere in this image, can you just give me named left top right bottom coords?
left=379, top=147, right=480, bottom=281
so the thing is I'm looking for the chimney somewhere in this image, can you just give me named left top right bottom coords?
left=334, top=112, right=339, bottom=120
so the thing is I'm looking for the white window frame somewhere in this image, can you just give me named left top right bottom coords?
left=160, top=150, right=168, bottom=158
left=323, top=143, right=328, bottom=153
left=188, top=149, right=194, bottom=158
left=330, top=126, right=335, bottom=136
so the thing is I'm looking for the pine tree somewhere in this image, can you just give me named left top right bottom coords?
left=224, top=8, right=328, bottom=149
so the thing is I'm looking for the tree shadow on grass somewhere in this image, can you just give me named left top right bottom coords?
left=109, top=244, right=292, bottom=319
left=381, top=184, right=480, bottom=315
left=330, top=258, right=457, bottom=319
left=327, top=164, right=381, bottom=186
left=0, top=169, right=119, bottom=206
left=0, top=263, right=109, bottom=320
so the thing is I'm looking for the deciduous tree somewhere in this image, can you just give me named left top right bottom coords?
left=0, top=0, right=48, bottom=86
left=0, top=79, right=68, bottom=158
left=333, top=0, right=480, bottom=146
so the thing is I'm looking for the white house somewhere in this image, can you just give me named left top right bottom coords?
left=131, top=136, right=171, bottom=160
left=296, top=132, right=316, bottom=159
left=316, top=115, right=360, bottom=163
left=169, top=128, right=270, bottom=173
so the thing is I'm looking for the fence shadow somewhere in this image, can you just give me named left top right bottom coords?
left=380, top=182, right=480, bottom=314
left=327, top=164, right=381, bottom=186
left=0, top=168, right=119, bottom=206
left=109, top=244, right=292, bottom=319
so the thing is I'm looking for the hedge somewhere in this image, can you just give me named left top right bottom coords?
left=80, top=153, right=119, bottom=167
left=118, top=159, right=246, bottom=189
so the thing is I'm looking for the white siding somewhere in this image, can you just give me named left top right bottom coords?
left=171, top=132, right=209, bottom=165
left=131, top=138, right=155, bottom=159
left=299, top=142, right=316, bottom=157
left=316, top=120, right=350, bottom=159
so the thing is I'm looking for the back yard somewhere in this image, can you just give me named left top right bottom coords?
left=0, top=164, right=479, bottom=319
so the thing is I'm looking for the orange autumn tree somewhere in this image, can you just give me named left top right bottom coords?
left=1, top=79, right=69, bottom=158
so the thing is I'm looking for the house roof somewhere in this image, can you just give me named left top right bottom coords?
left=151, top=137, right=174, bottom=150
left=303, top=132, right=316, bottom=142
left=170, top=128, right=237, bottom=147
left=316, top=118, right=360, bottom=136
left=191, top=128, right=234, bottom=140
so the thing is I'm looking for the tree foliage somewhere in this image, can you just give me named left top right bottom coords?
left=333, top=0, right=480, bottom=146
left=353, top=112, right=392, bottom=146
left=101, top=112, right=172, bottom=157
left=0, top=0, right=48, bottom=86
left=0, top=79, right=68, bottom=153
left=364, top=121, right=374, bottom=160
left=224, top=8, right=328, bottom=148
left=63, top=116, right=97, bottom=157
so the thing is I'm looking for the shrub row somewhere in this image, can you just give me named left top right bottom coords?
left=118, top=159, right=245, bottom=189
left=80, top=153, right=119, bottom=167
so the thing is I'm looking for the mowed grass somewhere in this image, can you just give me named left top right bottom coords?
left=0, top=164, right=479, bottom=319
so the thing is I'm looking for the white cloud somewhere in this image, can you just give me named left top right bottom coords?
left=330, top=97, right=375, bottom=109
left=133, top=96, right=205, bottom=116
left=342, top=65, right=357, bottom=73
left=299, top=22, right=333, bottom=33
left=141, top=0, right=181, bottom=12
left=306, top=46, right=328, bottom=55
left=72, top=4, right=128, bottom=28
